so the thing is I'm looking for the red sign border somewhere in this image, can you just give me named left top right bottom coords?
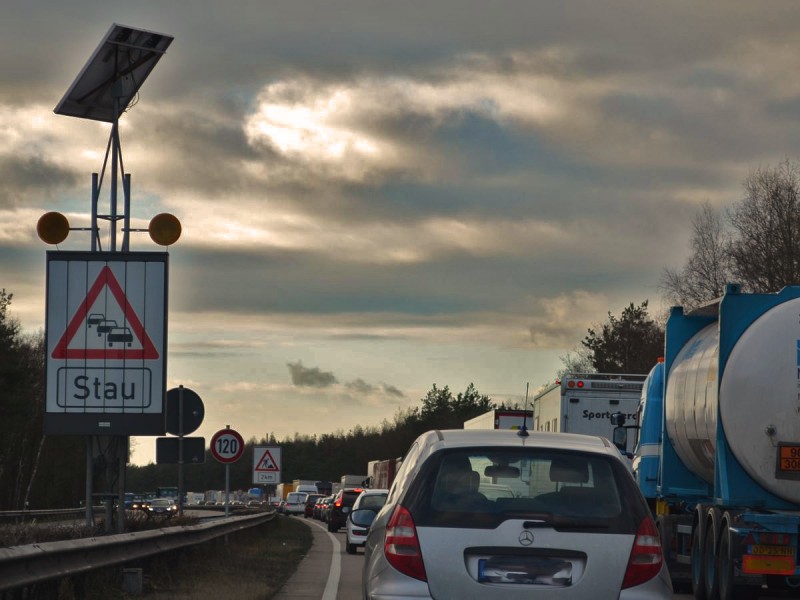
left=210, top=428, right=245, bottom=464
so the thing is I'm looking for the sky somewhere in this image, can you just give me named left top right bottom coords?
left=3, top=1, right=800, bottom=466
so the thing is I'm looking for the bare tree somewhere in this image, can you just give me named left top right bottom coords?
left=728, top=160, right=800, bottom=292
left=660, top=201, right=732, bottom=310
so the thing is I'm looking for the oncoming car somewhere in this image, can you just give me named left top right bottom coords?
left=362, top=429, right=672, bottom=600
left=345, top=488, right=388, bottom=554
left=147, top=498, right=177, bottom=518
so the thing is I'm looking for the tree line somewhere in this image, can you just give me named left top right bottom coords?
left=4, top=159, right=800, bottom=509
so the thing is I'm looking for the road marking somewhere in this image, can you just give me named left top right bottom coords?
left=308, top=519, right=342, bottom=600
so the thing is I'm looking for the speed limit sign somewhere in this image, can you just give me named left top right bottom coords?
left=210, top=428, right=245, bottom=463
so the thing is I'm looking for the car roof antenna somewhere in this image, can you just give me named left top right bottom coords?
left=517, top=382, right=530, bottom=437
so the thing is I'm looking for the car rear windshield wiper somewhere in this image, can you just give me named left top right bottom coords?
left=516, top=516, right=610, bottom=530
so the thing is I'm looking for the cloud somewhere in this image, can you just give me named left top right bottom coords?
left=287, top=360, right=338, bottom=388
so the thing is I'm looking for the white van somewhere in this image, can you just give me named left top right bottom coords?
left=284, top=492, right=308, bottom=515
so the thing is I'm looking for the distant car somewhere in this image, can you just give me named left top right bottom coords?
left=327, top=488, right=363, bottom=532
left=107, top=326, right=133, bottom=347
left=147, top=498, right=177, bottom=518
left=247, top=500, right=262, bottom=507
left=96, top=319, right=118, bottom=336
left=87, top=313, right=105, bottom=327
left=346, top=489, right=388, bottom=554
left=362, top=429, right=672, bottom=600
left=285, top=492, right=308, bottom=516
left=304, top=493, right=324, bottom=518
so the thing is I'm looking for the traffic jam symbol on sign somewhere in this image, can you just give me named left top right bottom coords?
left=48, top=262, right=164, bottom=413
left=52, top=266, right=158, bottom=360
left=253, top=446, right=281, bottom=484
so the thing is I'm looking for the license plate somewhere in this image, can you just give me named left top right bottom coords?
left=743, top=555, right=795, bottom=575
left=752, top=545, right=794, bottom=556
left=778, top=444, right=800, bottom=472
left=477, top=557, right=572, bottom=586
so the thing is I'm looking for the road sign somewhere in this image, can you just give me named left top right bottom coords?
left=156, top=437, right=206, bottom=464
left=253, top=446, right=282, bottom=484
left=165, top=387, right=205, bottom=436
left=45, top=252, right=167, bottom=435
left=210, top=428, right=245, bottom=463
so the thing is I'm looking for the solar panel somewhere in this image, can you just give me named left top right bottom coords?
left=54, top=23, right=174, bottom=123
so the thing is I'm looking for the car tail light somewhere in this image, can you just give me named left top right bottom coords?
left=335, top=498, right=342, bottom=508
left=622, top=515, right=663, bottom=589
left=384, top=505, right=427, bottom=581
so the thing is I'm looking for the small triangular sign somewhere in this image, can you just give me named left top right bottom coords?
left=255, top=448, right=280, bottom=472
left=52, top=266, right=159, bottom=360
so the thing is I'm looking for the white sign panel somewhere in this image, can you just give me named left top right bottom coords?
left=45, top=252, right=168, bottom=435
left=253, top=446, right=282, bottom=484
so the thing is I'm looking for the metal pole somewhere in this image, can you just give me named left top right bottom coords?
left=225, top=463, right=230, bottom=518
left=122, top=173, right=131, bottom=252
left=178, top=385, right=184, bottom=517
left=85, top=436, right=93, bottom=528
left=117, top=436, right=126, bottom=534
left=91, top=173, right=99, bottom=252
left=110, top=120, right=118, bottom=252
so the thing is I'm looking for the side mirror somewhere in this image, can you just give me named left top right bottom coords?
left=349, top=508, right=378, bottom=527
left=612, top=426, right=628, bottom=451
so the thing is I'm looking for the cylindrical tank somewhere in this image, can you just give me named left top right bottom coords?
left=665, top=297, right=800, bottom=503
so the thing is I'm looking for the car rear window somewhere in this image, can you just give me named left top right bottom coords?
left=404, top=447, right=647, bottom=533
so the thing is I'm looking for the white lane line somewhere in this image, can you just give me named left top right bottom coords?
left=309, top=519, right=342, bottom=600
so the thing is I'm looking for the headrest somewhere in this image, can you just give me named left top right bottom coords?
left=549, top=457, right=589, bottom=484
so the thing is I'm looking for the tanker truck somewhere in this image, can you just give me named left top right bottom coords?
left=620, top=284, right=800, bottom=599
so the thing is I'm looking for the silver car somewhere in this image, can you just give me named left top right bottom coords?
left=362, top=429, right=672, bottom=600
left=346, top=488, right=389, bottom=554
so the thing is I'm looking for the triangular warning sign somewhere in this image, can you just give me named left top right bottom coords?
left=255, top=448, right=280, bottom=472
left=52, top=266, right=159, bottom=360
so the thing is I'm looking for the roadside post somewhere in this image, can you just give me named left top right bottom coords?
left=39, top=24, right=177, bottom=535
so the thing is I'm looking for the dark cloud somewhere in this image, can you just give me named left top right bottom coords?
left=287, top=361, right=337, bottom=388
left=381, top=383, right=404, bottom=397
left=0, top=154, right=78, bottom=208
left=346, top=378, right=375, bottom=395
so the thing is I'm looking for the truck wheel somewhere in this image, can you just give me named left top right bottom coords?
left=703, top=509, right=722, bottom=600
left=718, top=521, right=759, bottom=600
left=691, top=524, right=707, bottom=600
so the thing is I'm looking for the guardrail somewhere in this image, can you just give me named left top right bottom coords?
left=0, top=508, right=88, bottom=523
left=0, top=510, right=276, bottom=593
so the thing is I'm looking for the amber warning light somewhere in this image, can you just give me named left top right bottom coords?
left=37, top=211, right=181, bottom=247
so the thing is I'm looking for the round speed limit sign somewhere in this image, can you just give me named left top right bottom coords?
left=210, top=428, right=245, bottom=463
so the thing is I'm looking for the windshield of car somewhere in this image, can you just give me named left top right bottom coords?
left=150, top=499, right=173, bottom=507
left=408, top=447, right=641, bottom=532
left=356, top=492, right=388, bottom=511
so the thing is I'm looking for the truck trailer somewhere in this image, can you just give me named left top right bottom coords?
left=463, top=409, right=533, bottom=431
left=626, top=284, right=800, bottom=598
left=367, top=458, right=403, bottom=489
left=532, top=372, right=646, bottom=453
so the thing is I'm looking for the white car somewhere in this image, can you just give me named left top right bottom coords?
left=362, top=429, right=673, bottom=600
left=345, top=488, right=389, bottom=554
left=284, top=492, right=308, bottom=516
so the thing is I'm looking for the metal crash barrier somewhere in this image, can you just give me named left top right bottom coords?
left=0, top=511, right=276, bottom=593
